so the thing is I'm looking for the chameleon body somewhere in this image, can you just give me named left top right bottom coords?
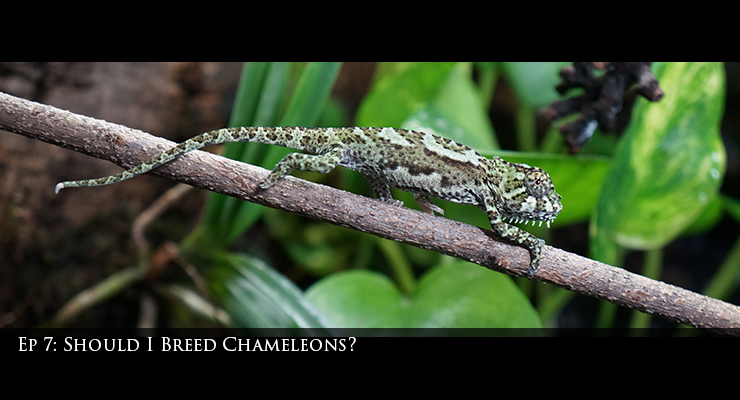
left=56, top=127, right=562, bottom=274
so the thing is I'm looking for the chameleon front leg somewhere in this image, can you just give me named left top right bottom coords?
left=484, top=201, right=545, bottom=276
left=259, top=146, right=345, bottom=189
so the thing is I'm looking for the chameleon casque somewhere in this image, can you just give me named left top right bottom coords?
left=56, top=127, right=562, bottom=275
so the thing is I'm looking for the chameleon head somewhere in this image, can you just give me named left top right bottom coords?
left=496, top=163, right=562, bottom=227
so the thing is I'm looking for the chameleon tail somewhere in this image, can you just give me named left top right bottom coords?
left=54, top=128, right=247, bottom=194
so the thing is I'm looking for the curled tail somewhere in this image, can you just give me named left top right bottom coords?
left=55, top=127, right=314, bottom=194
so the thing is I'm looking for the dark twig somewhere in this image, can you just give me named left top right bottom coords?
left=1, top=91, right=738, bottom=334
left=540, top=62, right=664, bottom=152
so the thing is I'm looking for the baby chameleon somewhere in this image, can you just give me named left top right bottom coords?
left=56, top=127, right=563, bottom=275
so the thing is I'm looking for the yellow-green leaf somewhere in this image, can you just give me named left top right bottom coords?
left=591, top=62, right=726, bottom=265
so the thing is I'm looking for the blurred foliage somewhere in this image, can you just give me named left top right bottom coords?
left=49, top=62, right=739, bottom=334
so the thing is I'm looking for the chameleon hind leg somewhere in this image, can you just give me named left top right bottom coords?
left=259, top=146, right=345, bottom=189
left=356, top=171, right=404, bottom=208
left=354, top=171, right=441, bottom=215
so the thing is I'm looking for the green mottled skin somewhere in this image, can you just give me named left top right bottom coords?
left=56, top=127, right=563, bottom=274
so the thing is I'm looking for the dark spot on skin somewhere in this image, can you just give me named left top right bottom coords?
left=300, top=135, right=312, bottom=148
left=406, top=163, right=435, bottom=176
left=437, top=154, right=476, bottom=172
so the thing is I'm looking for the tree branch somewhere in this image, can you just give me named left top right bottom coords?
left=2, top=91, right=739, bottom=335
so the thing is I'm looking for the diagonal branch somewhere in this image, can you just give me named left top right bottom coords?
left=2, top=91, right=739, bottom=335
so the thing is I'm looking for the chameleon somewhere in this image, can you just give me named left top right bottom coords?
left=55, top=127, right=562, bottom=275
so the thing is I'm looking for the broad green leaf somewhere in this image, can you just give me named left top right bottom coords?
left=591, top=62, right=726, bottom=265
left=427, top=62, right=498, bottom=150
left=501, top=62, right=570, bottom=109
left=683, top=192, right=724, bottom=235
left=358, top=62, right=497, bottom=151
left=401, top=104, right=496, bottom=153
left=355, top=62, right=457, bottom=128
left=406, top=262, right=541, bottom=328
left=305, top=262, right=542, bottom=328
left=305, top=270, right=405, bottom=328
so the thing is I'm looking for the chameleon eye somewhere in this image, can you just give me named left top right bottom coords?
left=525, top=170, right=551, bottom=197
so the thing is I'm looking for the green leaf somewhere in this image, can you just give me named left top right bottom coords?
left=426, top=62, right=498, bottom=150
left=591, top=62, right=726, bottom=265
left=206, top=252, right=334, bottom=330
left=183, top=63, right=291, bottom=253
left=279, top=62, right=342, bottom=126
left=501, top=62, right=570, bottom=109
left=304, top=270, right=405, bottom=328
left=358, top=62, right=498, bottom=151
left=184, top=62, right=342, bottom=253
left=406, top=262, right=541, bottom=328
left=221, top=62, right=342, bottom=244
left=683, top=193, right=724, bottom=235
left=219, top=62, right=293, bottom=243
left=227, top=62, right=268, bottom=128
left=725, top=195, right=740, bottom=223
left=355, top=62, right=458, bottom=128
left=305, top=261, right=542, bottom=328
